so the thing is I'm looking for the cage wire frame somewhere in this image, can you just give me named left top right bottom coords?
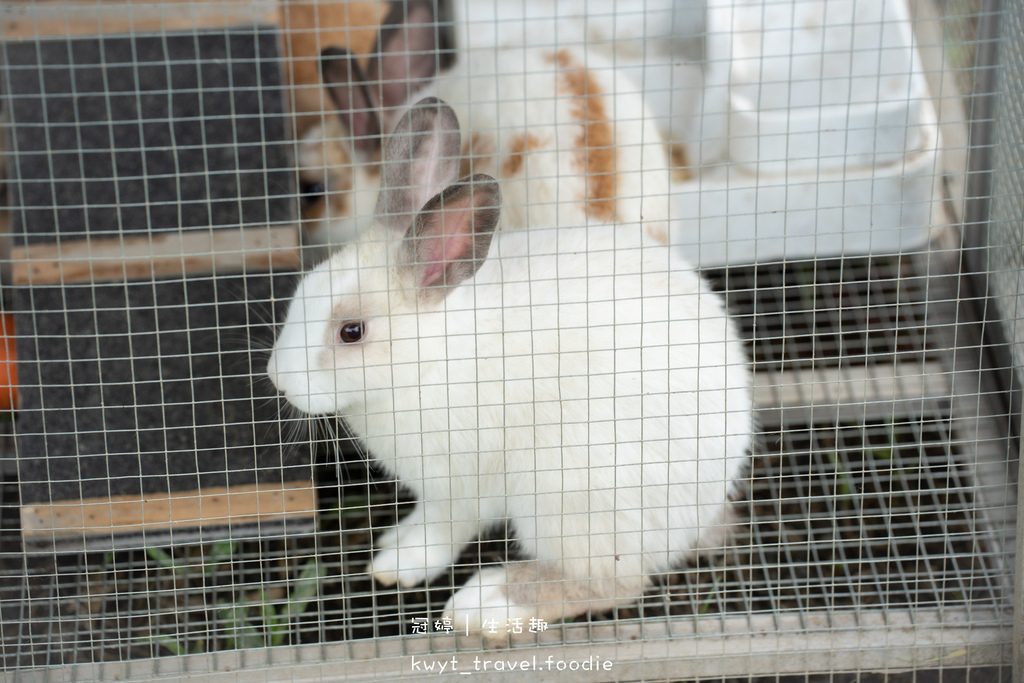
left=0, top=0, right=1018, bottom=681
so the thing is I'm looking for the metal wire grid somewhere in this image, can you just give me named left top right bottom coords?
left=983, top=0, right=1024, bottom=450
left=0, top=0, right=1015, bottom=681
left=970, top=0, right=1024, bottom=673
left=0, top=243, right=1012, bottom=678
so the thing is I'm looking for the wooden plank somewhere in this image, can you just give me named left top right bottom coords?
left=21, top=480, right=317, bottom=540
left=6, top=609, right=1010, bottom=681
left=0, top=0, right=281, bottom=40
left=753, top=361, right=956, bottom=411
left=11, top=225, right=301, bottom=285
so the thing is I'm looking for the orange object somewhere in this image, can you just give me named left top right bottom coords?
left=280, top=1, right=391, bottom=136
left=0, top=312, right=18, bottom=411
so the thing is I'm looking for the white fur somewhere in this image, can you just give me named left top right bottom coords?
left=268, top=209, right=752, bottom=639
left=301, top=44, right=674, bottom=251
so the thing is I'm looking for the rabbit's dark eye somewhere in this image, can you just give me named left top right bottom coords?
left=338, top=322, right=365, bottom=344
left=301, top=181, right=326, bottom=197
left=299, top=181, right=326, bottom=212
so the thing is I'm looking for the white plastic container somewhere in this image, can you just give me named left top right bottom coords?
left=727, top=0, right=927, bottom=175
left=673, top=104, right=941, bottom=266
left=672, top=0, right=941, bottom=267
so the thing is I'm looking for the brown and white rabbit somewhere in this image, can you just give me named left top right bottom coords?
left=295, top=1, right=440, bottom=248
left=297, top=0, right=674, bottom=254
left=269, top=99, right=751, bottom=642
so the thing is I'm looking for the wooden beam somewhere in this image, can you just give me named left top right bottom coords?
left=11, top=225, right=301, bottom=285
left=21, top=480, right=317, bottom=541
left=0, top=0, right=281, bottom=40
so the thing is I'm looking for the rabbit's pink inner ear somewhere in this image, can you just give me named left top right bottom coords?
left=370, top=0, right=440, bottom=124
left=407, top=176, right=500, bottom=295
left=415, top=206, right=477, bottom=290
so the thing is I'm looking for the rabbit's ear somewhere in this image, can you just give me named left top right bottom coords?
left=402, top=174, right=500, bottom=303
left=367, top=1, right=441, bottom=132
left=376, top=97, right=462, bottom=232
left=320, top=46, right=382, bottom=159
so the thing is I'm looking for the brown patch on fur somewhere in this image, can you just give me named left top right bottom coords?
left=545, top=50, right=619, bottom=223
left=501, top=133, right=548, bottom=178
left=298, top=115, right=377, bottom=222
left=545, top=49, right=572, bottom=70
left=644, top=221, right=670, bottom=246
left=321, top=124, right=356, bottom=192
left=458, top=132, right=496, bottom=179
left=669, top=142, right=694, bottom=183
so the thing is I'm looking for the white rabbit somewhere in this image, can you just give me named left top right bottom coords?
left=269, top=100, right=752, bottom=642
left=297, top=0, right=674, bottom=254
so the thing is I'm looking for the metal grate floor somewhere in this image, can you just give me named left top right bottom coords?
left=0, top=243, right=1015, bottom=678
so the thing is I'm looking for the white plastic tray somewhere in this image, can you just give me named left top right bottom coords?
left=672, top=103, right=941, bottom=267
left=726, top=0, right=928, bottom=175
left=672, top=0, right=941, bottom=267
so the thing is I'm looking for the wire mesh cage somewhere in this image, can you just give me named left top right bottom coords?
left=0, top=0, right=1016, bottom=681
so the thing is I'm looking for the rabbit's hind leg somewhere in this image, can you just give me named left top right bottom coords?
left=442, top=558, right=651, bottom=645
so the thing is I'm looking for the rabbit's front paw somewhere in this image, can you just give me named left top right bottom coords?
left=442, top=567, right=535, bottom=647
left=368, top=527, right=458, bottom=588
